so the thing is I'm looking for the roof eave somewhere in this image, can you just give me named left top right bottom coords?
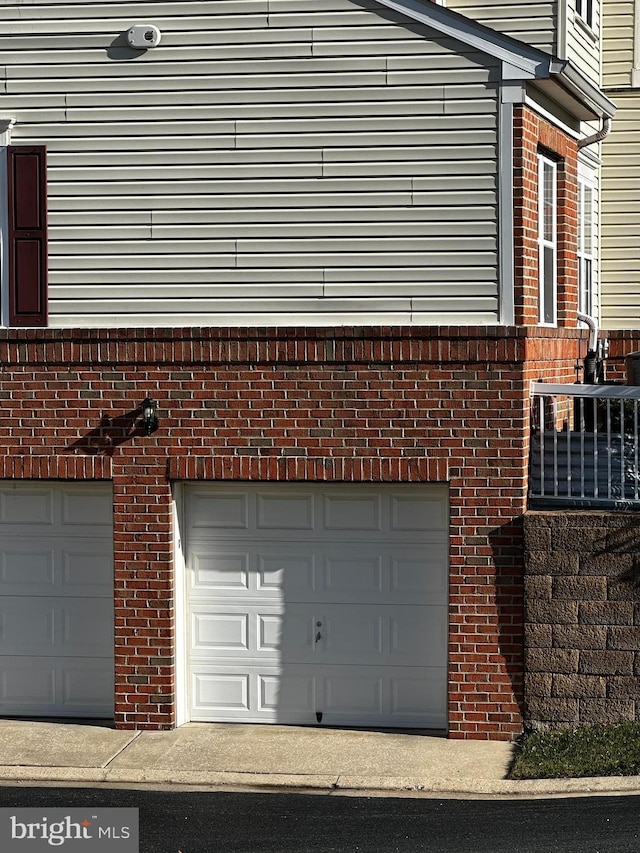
left=372, top=0, right=616, bottom=121
left=545, top=60, right=617, bottom=120
left=372, top=0, right=550, bottom=76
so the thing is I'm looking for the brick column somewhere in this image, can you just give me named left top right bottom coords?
left=113, top=466, right=175, bottom=729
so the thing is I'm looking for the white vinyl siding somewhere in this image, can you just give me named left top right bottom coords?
left=566, top=0, right=601, bottom=84
left=602, top=0, right=635, bottom=87
left=1, top=0, right=500, bottom=328
left=448, top=0, right=602, bottom=86
left=445, top=0, right=557, bottom=54
left=600, top=91, right=640, bottom=328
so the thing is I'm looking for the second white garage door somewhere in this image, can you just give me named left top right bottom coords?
left=0, top=482, right=114, bottom=718
left=185, top=484, right=448, bottom=729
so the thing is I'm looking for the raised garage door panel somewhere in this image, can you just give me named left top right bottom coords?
left=0, top=483, right=114, bottom=718
left=185, top=485, right=448, bottom=729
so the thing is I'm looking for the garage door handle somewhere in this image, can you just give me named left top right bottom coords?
left=315, top=630, right=322, bottom=643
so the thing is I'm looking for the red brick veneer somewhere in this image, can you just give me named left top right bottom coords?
left=513, top=106, right=579, bottom=327
left=0, top=325, right=587, bottom=739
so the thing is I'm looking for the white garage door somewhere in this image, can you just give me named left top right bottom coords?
left=185, top=484, right=448, bottom=729
left=0, top=483, right=114, bottom=718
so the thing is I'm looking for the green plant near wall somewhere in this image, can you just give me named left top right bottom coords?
left=509, top=723, right=640, bottom=779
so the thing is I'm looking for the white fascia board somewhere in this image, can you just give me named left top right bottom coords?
left=374, top=0, right=550, bottom=77
left=502, top=62, right=536, bottom=82
left=549, top=60, right=617, bottom=119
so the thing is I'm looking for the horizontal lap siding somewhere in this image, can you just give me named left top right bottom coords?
left=565, top=0, right=601, bottom=85
left=2, top=0, right=500, bottom=327
left=601, top=1, right=638, bottom=329
left=601, top=92, right=640, bottom=328
left=602, top=0, right=634, bottom=87
left=449, top=0, right=601, bottom=87
left=445, top=0, right=556, bottom=54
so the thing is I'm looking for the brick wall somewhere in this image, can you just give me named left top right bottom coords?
left=604, top=331, right=640, bottom=382
left=524, top=511, right=640, bottom=729
left=513, top=106, right=579, bottom=327
left=0, top=325, right=583, bottom=738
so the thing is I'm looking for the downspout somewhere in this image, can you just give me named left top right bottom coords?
left=576, top=120, right=611, bottom=382
left=577, top=310, right=607, bottom=384
left=578, top=116, right=611, bottom=384
left=577, top=117, right=611, bottom=149
left=577, top=310, right=598, bottom=353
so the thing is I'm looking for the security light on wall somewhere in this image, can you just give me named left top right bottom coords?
left=127, top=24, right=162, bottom=49
left=141, top=397, right=159, bottom=435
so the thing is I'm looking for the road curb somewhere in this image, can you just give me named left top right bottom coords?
left=1, top=766, right=640, bottom=797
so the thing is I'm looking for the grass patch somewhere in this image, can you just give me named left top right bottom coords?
left=509, top=722, right=640, bottom=779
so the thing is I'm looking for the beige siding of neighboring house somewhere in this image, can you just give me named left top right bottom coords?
left=601, top=0, right=640, bottom=328
left=0, top=0, right=501, bottom=328
left=602, top=0, right=634, bottom=86
left=444, top=0, right=557, bottom=54
left=600, top=91, right=640, bottom=328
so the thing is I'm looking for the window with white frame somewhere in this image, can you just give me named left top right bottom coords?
left=538, top=153, right=557, bottom=325
left=576, top=0, right=594, bottom=29
left=577, top=178, right=594, bottom=317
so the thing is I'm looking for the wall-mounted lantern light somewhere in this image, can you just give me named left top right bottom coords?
left=141, top=397, right=159, bottom=435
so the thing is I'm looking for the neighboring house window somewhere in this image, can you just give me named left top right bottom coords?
left=6, top=145, right=48, bottom=327
left=576, top=0, right=594, bottom=29
left=577, top=178, right=594, bottom=316
left=538, top=153, right=557, bottom=326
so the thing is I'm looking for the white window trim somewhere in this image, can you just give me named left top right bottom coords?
left=575, top=0, right=595, bottom=32
left=577, top=174, right=596, bottom=319
left=538, top=153, right=558, bottom=327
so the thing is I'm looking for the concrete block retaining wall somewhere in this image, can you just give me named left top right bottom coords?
left=524, top=512, right=640, bottom=729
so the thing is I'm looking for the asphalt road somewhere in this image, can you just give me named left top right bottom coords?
left=0, top=786, right=638, bottom=852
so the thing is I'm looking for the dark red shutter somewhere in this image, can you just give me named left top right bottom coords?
left=7, top=145, right=48, bottom=326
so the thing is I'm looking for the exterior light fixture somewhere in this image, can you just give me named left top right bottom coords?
left=141, top=397, right=159, bottom=435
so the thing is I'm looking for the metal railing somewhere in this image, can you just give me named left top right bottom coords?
left=530, top=382, right=640, bottom=507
